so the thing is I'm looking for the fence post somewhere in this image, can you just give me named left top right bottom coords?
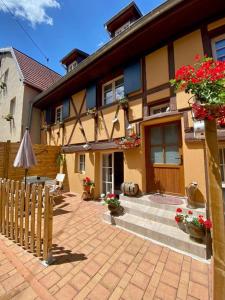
left=24, top=184, right=30, bottom=249
left=10, top=180, right=15, bottom=240
left=30, top=184, right=36, bottom=253
left=43, top=186, right=53, bottom=265
left=14, top=181, right=19, bottom=243
left=36, top=185, right=42, bottom=257
left=3, top=141, right=10, bottom=179
left=0, top=179, right=2, bottom=232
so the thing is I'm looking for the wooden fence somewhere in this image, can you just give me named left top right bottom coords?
left=0, top=179, right=53, bottom=263
left=0, top=141, right=60, bottom=181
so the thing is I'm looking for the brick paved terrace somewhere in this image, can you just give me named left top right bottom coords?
left=0, top=193, right=212, bottom=299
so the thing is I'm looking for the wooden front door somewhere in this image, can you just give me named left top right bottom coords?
left=145, top=122, right=185, bottom=195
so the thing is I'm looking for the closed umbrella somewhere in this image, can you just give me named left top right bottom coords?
left=13, top=128, right=37, bottom=186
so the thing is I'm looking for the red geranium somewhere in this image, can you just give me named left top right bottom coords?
left=204, top=219, right=212, bottom=229
left=176, top=208, right=182, bottom=213
left=188, top=210, right=193, bottom=215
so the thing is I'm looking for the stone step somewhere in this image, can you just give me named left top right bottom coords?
left=121, top=200, right=178, bottom=227
left=119, top=194, right=206, bottom=217
left=103, top=212, right=207, bottom=259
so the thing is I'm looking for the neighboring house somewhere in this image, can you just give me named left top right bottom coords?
left=34, top=0, right=225, bottom=201
left=0, top=47, right=61, bottom=143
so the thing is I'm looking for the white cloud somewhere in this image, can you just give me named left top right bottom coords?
left=97, top=41, right=105, bottom=48
left=0, top=0, right=60, bottom=26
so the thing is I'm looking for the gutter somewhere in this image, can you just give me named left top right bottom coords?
left=34, top=0, right=184, bottom=105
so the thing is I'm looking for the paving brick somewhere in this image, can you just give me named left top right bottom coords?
left=54, top=283, right=77, bottom=300
left=87, top=283, right=110, bottom=300
left=161, top=269, right=180, bottom=288
left=70, top=271, right=90, bottom=291
left=122, top=283, right=144, bottom=300
left=83, top=260, right=101, bottom=277
left=119, top=251, right=134, bottom=265
left=177, top=283, right=188, bottom=300
left=101, top=272, right=120, bottom=291
left=191, top=260, right=208, bottom=274
left=110, top=261, right=127, bottom=277
left=130, top=270, right=150, bottom=290
left=2, top=273, right=24, bottom=291
left=11, top=286, right=37, bottom=300
left=165, top=259, right=182, bottom=275
left=155, top=282, right=177, bottom=300
left=188, top=281, right=209, bottom=300
left=94, top=253, right=109, bottom=266
left=138, top=260, right=155, bottom=276
left=190, top=270, right=208, bottom=286
left=39, top=271, right=61, bottom=289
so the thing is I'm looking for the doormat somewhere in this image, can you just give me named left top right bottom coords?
left=148, top=194, right=184, bottom=205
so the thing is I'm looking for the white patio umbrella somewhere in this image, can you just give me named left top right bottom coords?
left=13, top=128, right=37, bottom=186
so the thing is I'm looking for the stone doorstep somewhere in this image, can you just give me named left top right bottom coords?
left=121, top=200, right=204, bottom=228
left=103, top=212, right=207, bottom=260
left=119, top=194, right=206, bottom=216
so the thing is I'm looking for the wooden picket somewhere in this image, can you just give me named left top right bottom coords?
left=0, top=178, right=53, bottom=263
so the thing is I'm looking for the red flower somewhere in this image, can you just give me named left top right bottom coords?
left=85, top=177, right=91, bottom=182
left=188, top=210, right=193, bottom=215
left=204, top=219, right=212, bottom=229
left=198, top=215, right=204, bottom=218
left=175, top=216, right=180, bottom=223
left=198, top=218, right=204, bottom=224
left=176, top=208, right=182, bottom=213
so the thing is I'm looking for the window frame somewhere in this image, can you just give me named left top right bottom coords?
left=10, top=98, right=16, bottom=116
left=219, top=148, right=225, bottom=187
left=55, top=105, right=63, bottom=123
left=102, top=75, right=124, bottom=106
left=79, top=154, right=86, bottom=174
left=211, top=33, right=225, bottom=61
left=150, top=103, right=170, bottom=116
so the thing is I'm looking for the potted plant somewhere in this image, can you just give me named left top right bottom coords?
left=114, top=133, right=141, bottom=149
left=82, top=177, right=95, bottom=200
left=174, top=208, right=187, bottom=232
left=86, top=107, right=97, bottom=118
left=104, top=193, right=120, bottom=214
left=170, top=55, right=225, bottom=121
left=185, top=213, right=212, bottom=241
left=118, top=98, right=129, bottom=110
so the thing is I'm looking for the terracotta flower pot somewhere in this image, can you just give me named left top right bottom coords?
left=187, top=223, right=205, bottom=241
left=84, top=185, right=90, bottom=192
left=108, top=204, right=119, bottom=215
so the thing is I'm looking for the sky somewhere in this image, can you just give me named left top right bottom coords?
left=0, top=0, right=165, bottom=75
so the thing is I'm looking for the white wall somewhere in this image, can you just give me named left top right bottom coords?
left=0, top=52, right=24, bottom=142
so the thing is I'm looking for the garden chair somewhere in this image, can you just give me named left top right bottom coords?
left=44, top=173, right=65, bottom=203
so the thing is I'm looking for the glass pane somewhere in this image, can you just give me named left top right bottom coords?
left=104, top=90, right=113, bottom=105
left=115, top=78, right=124, bottom=87
left=165, top=145, right=180, bottom=164
left=103, top=168, right=112, bottom=182
left=216, top=48, right=225, bottom=57
left=115, top=85, right=125, bottom=100
left=106, top=183, right=112, bottom=194
left=103, top=154, right=112, bottom=167
left=216, top=39, right=225, bottom=49
left=151, top=146, right=163, bottom=163
left=151, top=127, right=163, bottom=145
left=165, top=124, right=179, bottom=144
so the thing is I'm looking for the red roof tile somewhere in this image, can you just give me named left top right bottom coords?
left=13, top=48, right=61, bottom=91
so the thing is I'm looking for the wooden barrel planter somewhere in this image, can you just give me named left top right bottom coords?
left=121, top=182, right=139, bottom=196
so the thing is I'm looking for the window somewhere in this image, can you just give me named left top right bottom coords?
left=68, top=61, right=78, bottom=72
left=55, top=105, right=62, bottom=123
left=212, top=34, right=225, bottom=61
left=102, top=76, right=124, bottom=105
left=79, top=154, right=85, bottom=173
left=10, top=98, right=16, bottom=115
left=150, top=124, right=181, bottom=165
left=219, top=148, right=225, bottom=185
left=150, top=103, right=170, bottom=115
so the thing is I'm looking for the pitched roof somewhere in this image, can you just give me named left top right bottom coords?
left=0, top=47, right=61, bottom=91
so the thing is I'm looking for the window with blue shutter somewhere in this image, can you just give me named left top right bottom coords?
left=86, top=84, right=96, bottom=109
left=62, top=98, right=70, bottom=120
left=45, top=107, right=51, bottom=125
left=124, top=60, right=142, bottom=95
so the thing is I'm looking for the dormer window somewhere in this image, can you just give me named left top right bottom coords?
left=68, top=61, right=78, bottom=72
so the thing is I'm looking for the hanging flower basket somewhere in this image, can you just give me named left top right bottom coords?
left=170, top=55, right=225, bottom=121
left=118, top=98, right=129, bottom=110
left=2, top=113, right=13, bottom=122
left=114, top=133, right=141, bottom=149
left=86, top=107, right=97, bottom=118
